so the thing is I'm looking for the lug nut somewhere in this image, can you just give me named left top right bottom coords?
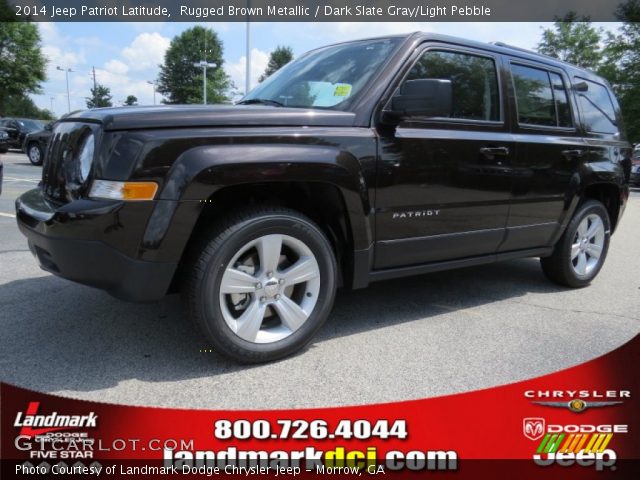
left=278, top=279, right=285, bottom=285
left=255, top=282, right=262, bottom=289
left=267, top=271, right=273, bottom=277
left=275, top=294, right=281, bottom=300
left=260, top=296, right=266, bottom=303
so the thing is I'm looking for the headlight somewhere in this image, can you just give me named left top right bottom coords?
left=77, top=132, right=95, bottom=182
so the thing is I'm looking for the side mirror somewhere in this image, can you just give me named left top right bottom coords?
left=45, top=123, right=53, bottom=131
left=386, top=79, right=452, bottom=121
left=573, top=81, right=589, bottom=92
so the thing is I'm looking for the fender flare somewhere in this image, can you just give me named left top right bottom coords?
left=141, top=144, right=374, bottom=261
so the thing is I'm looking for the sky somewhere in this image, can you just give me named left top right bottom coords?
left=33, top=21, right=621, bottom=117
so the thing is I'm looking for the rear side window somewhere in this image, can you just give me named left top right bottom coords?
left=511, top=64, right=573, bottom=128
left=406, top=50, right=500, bottom=122
left=550, top=73, right=572, bottom=127
left=575, top=78, right=618, bottom=134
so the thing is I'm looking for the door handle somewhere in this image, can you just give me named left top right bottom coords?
left=480, top=146, right=510, bottom=157
left=561, top=149, right=585, bottom=159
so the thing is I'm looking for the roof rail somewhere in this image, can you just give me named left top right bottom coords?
left=489, top=41, right=566, bottom=64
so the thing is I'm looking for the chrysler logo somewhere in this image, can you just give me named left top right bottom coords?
left=523, top=417, right=545, bottom=441
left=532, top=400, right=623, bottom=413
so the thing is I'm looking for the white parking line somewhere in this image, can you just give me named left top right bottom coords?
left=3, top=176, right=39, bottom=183
left=0, top=212, right=16, bottom=218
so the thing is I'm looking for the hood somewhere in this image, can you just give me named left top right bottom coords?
left=59, top=105, right=356, bottom=131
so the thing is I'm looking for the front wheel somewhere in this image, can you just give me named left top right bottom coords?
left=27, top=143, right=43, bottom=166
left=541, top=200, right=610, bottom=288
left=185, top=207, right=337, bottom=363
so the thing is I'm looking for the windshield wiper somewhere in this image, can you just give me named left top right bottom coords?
left=236, top=98, right=285, bottom=107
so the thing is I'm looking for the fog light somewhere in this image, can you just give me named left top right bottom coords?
left=89, top=180, right=158, bottom=201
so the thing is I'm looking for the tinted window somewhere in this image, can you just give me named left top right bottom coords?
left=406, top=50, right=500, bottom=121
left=512, top=64, right=556, bottom=127
left=575, top=78, right=618, bottom=134
left=550, top=73, right=572, bottom=127
left=19, top=120, right=43, bottom=131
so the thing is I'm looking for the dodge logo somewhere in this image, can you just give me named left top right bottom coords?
left=523, top=418, right=545, bottom=441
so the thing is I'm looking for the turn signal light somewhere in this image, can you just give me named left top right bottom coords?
left=89, top=180, right=158, bottom=201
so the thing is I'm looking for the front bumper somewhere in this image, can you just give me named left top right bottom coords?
left=16, top=188, right=177, bottom=302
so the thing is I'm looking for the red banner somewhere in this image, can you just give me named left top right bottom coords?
left=2, top=335, right=639, bottom=479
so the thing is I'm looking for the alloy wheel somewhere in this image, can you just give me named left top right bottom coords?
left=219, top=234, right=321, bottom=344
left=570, top=214, right=605, bottom=277
left=28, top=145, right=41, bottom=164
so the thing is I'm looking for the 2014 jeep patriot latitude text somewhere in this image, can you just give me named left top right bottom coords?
left=16, top=33, right=631, bottom=362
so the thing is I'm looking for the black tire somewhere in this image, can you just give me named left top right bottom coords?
left=540, top=200, right=611, bottom=288
left=27, top=143, right=43, bottom=166
left=185, top=207, right=337, bottom=363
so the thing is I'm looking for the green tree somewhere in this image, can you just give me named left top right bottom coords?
left=605, top=0, right=640, bottom=142
left=537, top=13, right=604, bottom=70
left=124, top=95, right=138, bottom=106
left=3, top=94, right=53, bottom=120
left=0, top=0, right=15, bottom=21
left=86, top=84, right=113, bottom=108
left=259, top=46, right=294, bottom=83
left=535, top=7, right=640, bottom=141
left=0, top=19, right=47, bottom=115
left=157, top=26, right=230, bottom=104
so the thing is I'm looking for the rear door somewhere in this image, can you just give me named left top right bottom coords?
left=500, top=59, right=585, bottom=251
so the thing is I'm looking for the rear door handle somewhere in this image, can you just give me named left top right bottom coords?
left=561, top=149, right=585, bottom=159
left=480, top=147, right=510, bottom=157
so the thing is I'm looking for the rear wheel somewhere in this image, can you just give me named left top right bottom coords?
left=185, top=207, right=337, bottom=363
left=541, top=200, right=610, bottom=288
left=27, top=143, right=43, bottom=166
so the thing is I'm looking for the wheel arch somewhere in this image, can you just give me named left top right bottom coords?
left=581, top=182, right=624, bottom=233
left=141, top=144, right=374, bottom=291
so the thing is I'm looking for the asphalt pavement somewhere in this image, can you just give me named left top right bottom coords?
left=1, top=150, right=639, bottom=409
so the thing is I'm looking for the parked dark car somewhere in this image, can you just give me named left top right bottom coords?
left=0, top=129, right=6, bottom=195
left=631, top=147, right=640, bottom=186
left=16, top=33, right=632, bottom=363
left=0, top=128, right=9, bottom=154
left=23, top=122, right=54, bottom=165
left=0, top=118, right=44, bottom=151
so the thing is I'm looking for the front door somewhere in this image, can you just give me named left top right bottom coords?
left=375, top=46, right=513, bottom=269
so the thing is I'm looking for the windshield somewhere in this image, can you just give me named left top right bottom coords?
left=241, top=37, right=403, bottom=110
left=19, top=119, right=44, bottom=131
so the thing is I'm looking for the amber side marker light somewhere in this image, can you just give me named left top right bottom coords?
left=89, top=180, right=158, bottom=201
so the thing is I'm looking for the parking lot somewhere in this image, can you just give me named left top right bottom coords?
left=1, top=150, right=639, bottom=409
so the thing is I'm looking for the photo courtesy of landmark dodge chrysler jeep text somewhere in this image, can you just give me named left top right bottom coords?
left=16, top=33, right=631, bottom=363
